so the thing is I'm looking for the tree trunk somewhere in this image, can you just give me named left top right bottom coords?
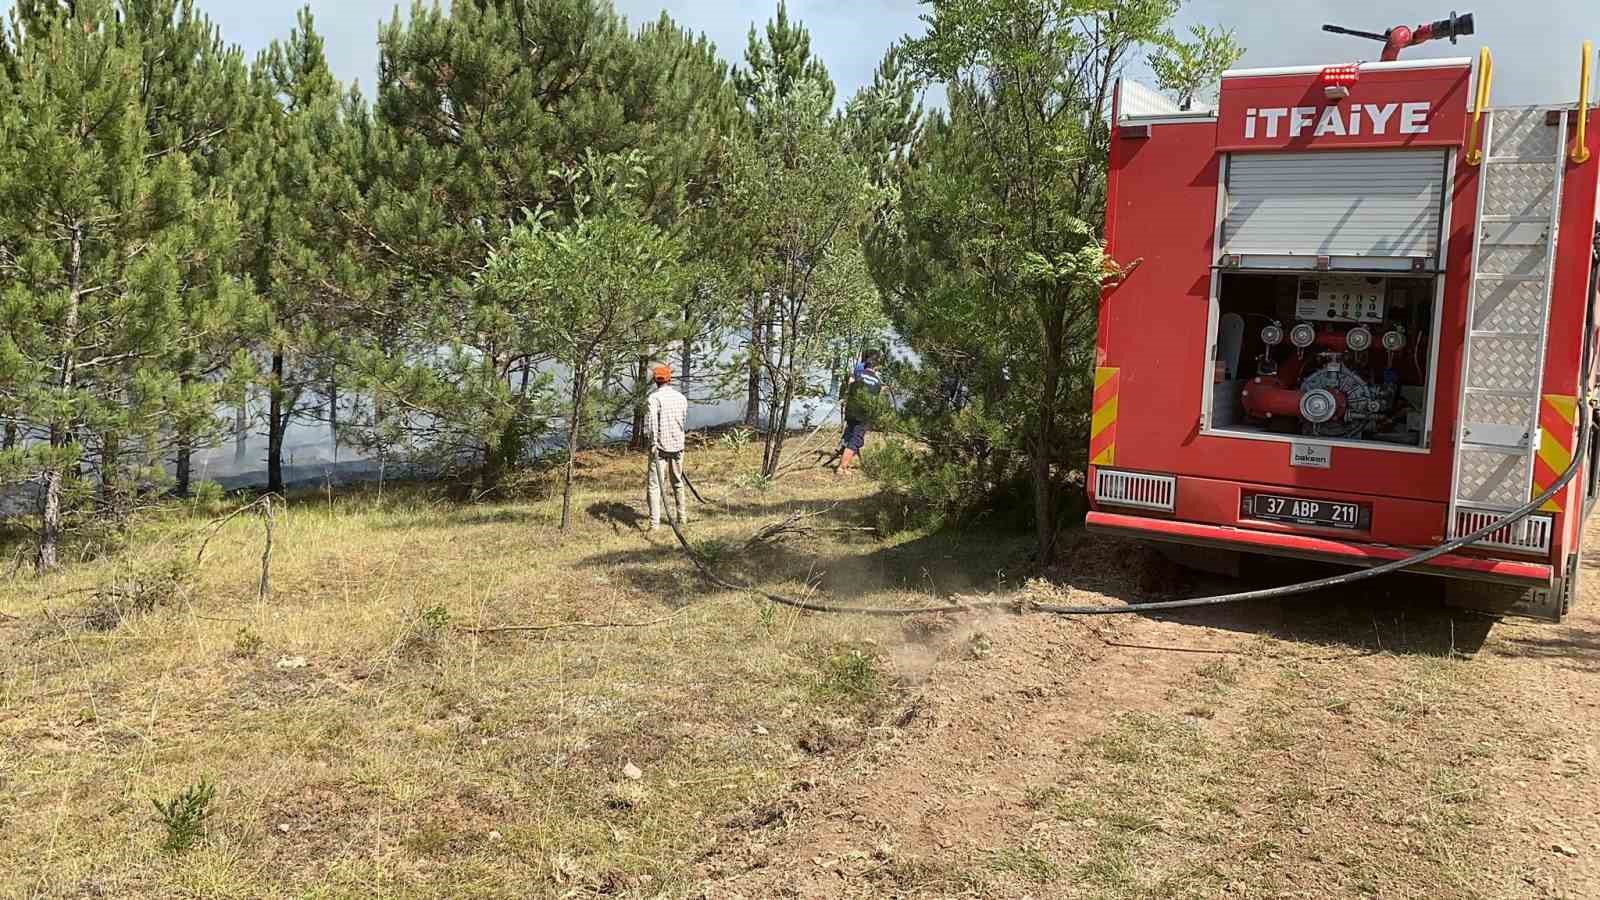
left=175, top=435, right=192, bottom=497
left=234, top=396, right=248, bottom=465
left=3, top=421, right=16, bottom=451
left=762, top=379, right=798, bottom=478
left=268, top=347, right=286, bottom=494
left=1032, top=311, right=1063, bottom=564
left=560, top=364, right=587, bottom=531
left=760, top=328, right=797, bottom=478
left=744, top=292, right=763, bottom=428
left=681, top=337, right=693, bottom=397
left=629, top=354, right=648, bottom=451
left=174, top=372, right=193, bottom=498
left=100, top=430, right=120, bottom=502
left=38, top=223, right=83, bottom=574
left=328, top=368, right=339, bottom=465
left=765, top=309, right=779, bottom=421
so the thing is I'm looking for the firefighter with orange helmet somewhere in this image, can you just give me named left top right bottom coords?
left=644, top=363, right=689, bottom=530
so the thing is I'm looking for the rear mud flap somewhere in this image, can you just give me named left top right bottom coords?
left=1444, top=553, right=1578, bottom=623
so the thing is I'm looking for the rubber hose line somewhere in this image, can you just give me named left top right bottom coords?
left=654, top=397, right=1592, bottom=617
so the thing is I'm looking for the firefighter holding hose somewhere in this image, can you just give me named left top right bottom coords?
left=836, top=352, right=887, bottom=475
left=645, top=364, right=689, bottom=530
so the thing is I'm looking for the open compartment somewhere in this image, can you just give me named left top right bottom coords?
left=1208, top=271, right=1437, bottom=448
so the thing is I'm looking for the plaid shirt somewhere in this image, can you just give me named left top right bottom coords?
left=646, top=385, right=688, bottom=453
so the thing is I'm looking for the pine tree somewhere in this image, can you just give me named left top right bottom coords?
left=123, top=0, right=265, bottom=497
left=0, top=0, right=249, bottom=570
left=717, top=82, right=881, bottom=477
left=730, top=2, right=836, bottom=428
left=348, top=0, right=735, bottom=486
left=235, top=7, right=347, bottom=494
left=618, top=13, right=739, bottom=447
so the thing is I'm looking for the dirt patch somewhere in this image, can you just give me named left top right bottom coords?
left=699, top=526, right=1600, bottom=899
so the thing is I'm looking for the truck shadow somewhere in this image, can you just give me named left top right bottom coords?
left=1108, top=547, right=1498, bottom=658
left=1479, top=544, right=1600, bottom=674
left=584, top=502, right=1504, bottom=658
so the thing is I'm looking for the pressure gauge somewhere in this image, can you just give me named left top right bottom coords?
left=1382, top=329, right=1407, bottom=352
left=1300, top=389, right=1339, bottom=424
left=1289, top=322, right=1317, bottom=349
left=1261, top=323, right=1284, bottom=346
left=1346, top=325, right=1373, bottom=352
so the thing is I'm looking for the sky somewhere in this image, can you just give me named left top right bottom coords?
left=2, top=1, right=1597, bottom=105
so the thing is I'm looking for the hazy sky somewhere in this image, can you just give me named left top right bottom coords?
left=3, top=1, right=1598, bottom=106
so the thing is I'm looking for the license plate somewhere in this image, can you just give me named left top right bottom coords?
left=1241, top=493, right=1369, bottom=531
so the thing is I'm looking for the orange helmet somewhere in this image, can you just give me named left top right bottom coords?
left=652, top=364, right=672, bottom=384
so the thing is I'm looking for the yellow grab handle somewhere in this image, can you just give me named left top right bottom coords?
left=1467, top=46, right=1493, bottom=166
left=1575, top=41, right=1593, bottom=165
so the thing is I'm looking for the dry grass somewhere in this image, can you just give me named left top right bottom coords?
left=991, top=642, right=1521, bottom=899
left=0, top=437, right=1029, bottom=899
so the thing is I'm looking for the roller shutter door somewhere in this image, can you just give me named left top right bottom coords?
left=1222, top=150, right=1449, bottom=261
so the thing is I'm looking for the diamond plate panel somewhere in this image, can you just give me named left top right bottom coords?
left=1463, top=393, right=1537, bottom=431
left=1489, top=109, right=1560, bottom=161
left=1482, top=163, right=1556, bottom=218
left=1478, top=244, right=1549, bottom=276
left=1465, top=335, right=1542, bottom=392
left=1472, top=277, right=1549, bottom=333
left=1456, top=447, right=1531, bottom=508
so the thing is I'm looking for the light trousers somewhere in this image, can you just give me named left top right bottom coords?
left=647, top=452, right=688, bottom=527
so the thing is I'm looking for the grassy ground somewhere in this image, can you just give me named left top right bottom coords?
left=0, top=435, right=1030, bottom=898
left=5, top=434, right=1598, bottom=899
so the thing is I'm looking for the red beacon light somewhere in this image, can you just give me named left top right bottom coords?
left=1320, top=64, right=1360, bottom=100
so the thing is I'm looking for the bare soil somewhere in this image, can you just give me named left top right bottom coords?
left=698, top=531, right=1600, bottom=899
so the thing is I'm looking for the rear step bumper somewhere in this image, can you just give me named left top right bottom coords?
left=1087, top=511, right=1554, bottom=589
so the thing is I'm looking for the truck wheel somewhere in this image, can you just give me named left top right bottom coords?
left=1442, top=553, right=1577, bottom=623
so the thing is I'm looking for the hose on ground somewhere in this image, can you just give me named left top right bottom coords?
left=654, top=398, right=1592, bottom=617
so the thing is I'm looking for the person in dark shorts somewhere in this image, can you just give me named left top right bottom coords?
left=836, top=352, right=884, bottom=475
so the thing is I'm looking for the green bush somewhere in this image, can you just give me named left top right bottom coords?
left=860, top=405, right=1036, bottom=535
left=719, top=427, right=754, bottom=454
left=232, top=627, right=264, bottom=658
left=152, top=778, right=216, bottom=854
left=814, top=647, right=882, bottom=702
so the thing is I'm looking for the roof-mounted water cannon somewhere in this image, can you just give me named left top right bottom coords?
left=1323, top=11, right=1475, bottom=62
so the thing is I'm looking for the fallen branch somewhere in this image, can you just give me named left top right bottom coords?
left=743, top=506, right=833, bottom=549
left=193, top=494, right=280, bottom=565
left=461, top=608, right=686, bottom=635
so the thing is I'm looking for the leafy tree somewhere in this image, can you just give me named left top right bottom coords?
left=882, top=0, right=1239, bottom=561
left=0, top=0, right=250, bottom=570
left=719, top=82, right=884, bottom=477
left=1151, top=23, right=1242, bottom=110
left=482, top=156, right=685, bottom=529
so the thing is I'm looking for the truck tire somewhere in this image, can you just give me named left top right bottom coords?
left=1442, top=552, right=1578, bottom=622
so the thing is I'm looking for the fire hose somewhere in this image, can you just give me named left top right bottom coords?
left=653, top=395, right=1592, bottom=617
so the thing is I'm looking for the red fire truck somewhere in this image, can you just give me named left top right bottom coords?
left=1089, top=18, right=1600, bottom=621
